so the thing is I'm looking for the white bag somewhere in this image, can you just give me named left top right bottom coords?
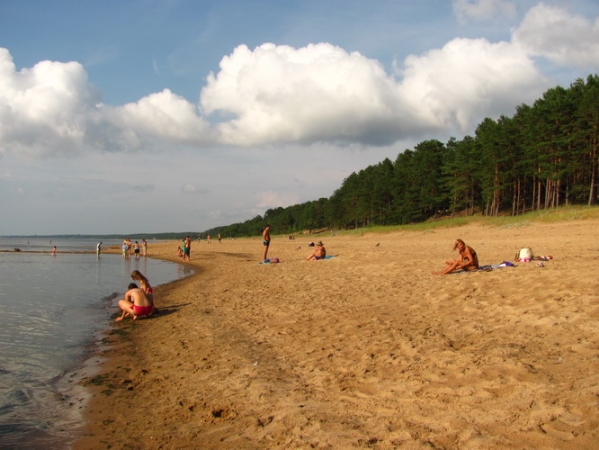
left=515, top=247, right=534, bottom=261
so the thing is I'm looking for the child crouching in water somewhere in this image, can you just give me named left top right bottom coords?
left=115, top=282, right=154, bottom=322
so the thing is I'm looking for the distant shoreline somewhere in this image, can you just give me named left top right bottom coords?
left=0, top=245, right=123, bottom=255
left=0, top=250, right=96, bottom=254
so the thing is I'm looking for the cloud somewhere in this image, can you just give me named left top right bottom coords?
left=256, top=190, right=300, bottom=209
left=512, top=3, right=599, bottom=69
left=396, top=37, right=548, bottom=132
left=452, top=0, right=516, bottom=22
left=201, top=43, right=404, bottom=146
left=1, top=0, right=594, bottom=161
left=106, top=89, right=213, bottom=149
left=181, top=183, right=209, bottom=194
left=0, top=48, right=213, bottom=158
left=0, top=48, right=102, bottom=158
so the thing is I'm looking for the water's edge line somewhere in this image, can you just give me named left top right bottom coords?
left=63, top=245, right=200, bottom=449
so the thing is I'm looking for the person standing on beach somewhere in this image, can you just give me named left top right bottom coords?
left=96, top=242, right=102, bottom=258
left=141, top=239, right=147, bottom=256
left=52, top=246, right=57, bottom=255
left=262, top=224, right=271, bottom=262
left=184, top=236, right=191, bottom=261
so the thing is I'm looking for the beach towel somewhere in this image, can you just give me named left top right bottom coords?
left=456, top=261, right=514, bottom=273
left=259, top=258, right=280, bottom=264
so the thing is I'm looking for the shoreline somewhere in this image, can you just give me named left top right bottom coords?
left=57, top=245, right=197, bottom=449
left=73, top=224, right=599, bottom=449
left=70, top=242, right=202, bottom=447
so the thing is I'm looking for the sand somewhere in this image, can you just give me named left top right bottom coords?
left=73, top=218, right=599, bottom=449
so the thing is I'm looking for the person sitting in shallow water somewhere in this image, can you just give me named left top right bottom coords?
left=115, top=283, right=154, bottom=322
left=433, top=238, right=479, bottom=275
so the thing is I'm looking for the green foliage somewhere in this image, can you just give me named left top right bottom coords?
left=202, top=75, right=599, bottom=238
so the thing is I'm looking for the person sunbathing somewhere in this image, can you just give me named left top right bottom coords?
left=433, top=238, right=479, bottom=275
left=307, top=241, right=327, bottom=261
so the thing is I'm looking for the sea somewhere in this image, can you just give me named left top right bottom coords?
left=0, top=237, right=193, bottom=449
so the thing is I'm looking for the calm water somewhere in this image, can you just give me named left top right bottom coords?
left=0, top=238, right=191, bottom=449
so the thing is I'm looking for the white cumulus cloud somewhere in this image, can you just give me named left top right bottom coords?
left=0, top=48, right=213, bottom=158
left=1, top=0, right=596, bottom=162
left=512, top=3, right=599, bottom=69
left=0, top=48, right=101, bottom=158
left=201, top=43, right=404, bottom=146
left=397, top=37, right=548, bottom=132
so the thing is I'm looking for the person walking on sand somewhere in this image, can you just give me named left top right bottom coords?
left=115, top=283, right=153, bottom=322
left=307, top=241, right=326, bottom=261
left=262, top=224, right=271, bottom=262
left=433, top=238, right=479, bottom=275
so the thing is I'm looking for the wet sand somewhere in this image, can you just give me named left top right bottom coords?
left=73, top=217, right=599, bottom=449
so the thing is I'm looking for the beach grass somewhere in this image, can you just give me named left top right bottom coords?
left=334, top=205, right=599, bottom=237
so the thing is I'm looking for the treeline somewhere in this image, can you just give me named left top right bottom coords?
left=204, top=75, right=599, bottom=238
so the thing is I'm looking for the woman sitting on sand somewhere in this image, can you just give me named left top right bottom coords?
left=307, top=241, right=326, bottom=261
left=433, top=238, right=479, bottom=275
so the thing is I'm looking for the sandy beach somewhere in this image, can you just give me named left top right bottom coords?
left=73, top=217, right=599, bottom=449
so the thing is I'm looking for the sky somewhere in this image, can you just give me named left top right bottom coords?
left=0, top=0, right=598, bottom=235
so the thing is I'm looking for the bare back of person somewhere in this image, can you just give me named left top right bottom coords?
left=115, top=287, right=153, bottom=322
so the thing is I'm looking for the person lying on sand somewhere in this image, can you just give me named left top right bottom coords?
left=115, top=283, right=154, bottom=322
left=307, top=241, right=327, bottom=261
left=433, top=238, right=479, bottom=275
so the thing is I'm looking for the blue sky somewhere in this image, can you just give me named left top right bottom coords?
left=1, top=0, right=598, bottom=235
